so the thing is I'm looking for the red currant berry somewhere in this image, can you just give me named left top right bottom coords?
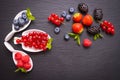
left=54, top=20, right=61, bottom=26
left=16, top=39, right=22, bottom=44
left=102, top=26, right=107, bottom=31
left=110, top=29, right=115, bottom=35
left=103, top=20, right=108, bottom=25
left=51, top=13, right=55, bottom=17
left=106, top=27, right=112, bottom=34
left=59, top=17, right=64, bottom=22
left=54, top=14, right=59, bottom=19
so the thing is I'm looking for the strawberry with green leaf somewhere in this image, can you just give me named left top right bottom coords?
left=68, top=23, right=84, bottom=45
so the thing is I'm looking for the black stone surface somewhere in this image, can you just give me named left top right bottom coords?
left=0, top=0, right=120, bottom=80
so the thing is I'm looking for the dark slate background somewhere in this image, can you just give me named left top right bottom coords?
left=0, top=0, right=120, bottom=80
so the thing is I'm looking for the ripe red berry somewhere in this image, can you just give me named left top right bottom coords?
left=100, top=20, right=115, bottom=35
left=106, top=27, right=112, bottom=34
left=110, top=29, right=115, bottom=35
left=16, top=60, right=24, bottom=68
left=22, top=55, right=30, bottom=63
left=59, top=17, right=64, bottom=22
left=23, top=63, right=31, bottom=70
left=51, top=13, right=55, bottom=17
left=48, top=16, right=52, bottom=21
left=54, top=20, right=61, bottom=26
left=83, top=39, right=92, bottom=47
left=54, top=14, right=59, bottom=19
left=16, top=39, right=22, bottom=44
left=15, top=52, right=22, bottom=60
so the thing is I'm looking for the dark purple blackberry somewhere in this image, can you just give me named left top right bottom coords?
left=87, top=26, right=100, bottom=35
left=78, top=3, right=88, bottom=14
left=93, top=8, right=103, bottom=21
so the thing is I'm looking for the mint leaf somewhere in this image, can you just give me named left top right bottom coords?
left=74, top=35, right=78, bottom=40
left=94, top=34, right=97, bottom=40
left=99, top=34, right=104, bottom=38
left=68, top=33, right=76, bottom=37
left=77, top=36, right=80, bottom=45
left=15, top=68, right=27, bottom=73
left=26, top=8, right=36, bottom=20
left=28, top=16, right=35, bottom=20
left=94, top=34, right=104, bottom=40
left=46, top=38, right=53, bottom=50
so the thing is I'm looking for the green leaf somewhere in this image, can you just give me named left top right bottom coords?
left=94, top=34, right=104, bottom=40
left=15, top=68, right=27, bottom=73
left=74, top=35, right=78, bottom=40
left=94, top=34, right=97, bottom=40
left=15, top=68, right=21, bottom=72
left=46, top=38, right=53, bottom=50
left=26, top=8, right=36, bottom=20
left=77, top=36, right=80, bottom=45
left=68, top=33, right=76, bottom=37
left=99, top=34, right=104, bottom=38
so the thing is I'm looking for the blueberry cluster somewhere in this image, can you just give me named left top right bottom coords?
left=61, top=7, right=75, bottom=21
left=13, top=12, right=29, bottom=30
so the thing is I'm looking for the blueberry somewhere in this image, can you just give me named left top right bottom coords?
left=14, top=26, right=20, bottom=30
left=22, top=12, right=27, bottom=20
left=18, top=18, right=25, bottom=27
left=54, top=27, right=60, bottom=34
left=61, top=11, right=67, bottom=18
left=66, top=14, right=71, bottom=21
left=69, top=7, right=75, bottom=14
left=25, top=18, right=29, bottom=23
left=13, top=19, right=19, bottom=26
left=64, top=34, right=70, bottom=41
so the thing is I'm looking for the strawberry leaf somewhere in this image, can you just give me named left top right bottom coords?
left=68, top=33, right=81, bottom=45
left=74, top=35, right=78, bottom=40
left=26, top=8, right=36, bottom=20
left=68, top=33, right=76, bottom=37
left=77, top=36, right=80, bottom=45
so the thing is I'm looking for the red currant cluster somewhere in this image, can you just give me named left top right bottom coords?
left=16, top=31, right=49, bottom=50
left=100, top=20, right=115, bottom=35
left=15, top=52, right=31, bottom=70
left=48, top=13, right=64, bottom=26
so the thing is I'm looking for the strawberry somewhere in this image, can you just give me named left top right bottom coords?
left=21, top=55, right=30, bottom=63
left=73, top=13, right=83, bottom=22
left=83, top=39, right=92, bottom=47
left=15, top=52, right=22, bottom=60
left=23, top=63, right=31, bottom=70
left=16, top=60, right=24, bottom=68
left=82, top=14, right=93, bottom=27
left=72, top=23, right=84, bottom=34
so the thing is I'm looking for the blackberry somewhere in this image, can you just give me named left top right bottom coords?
left=93, top=8, right=103, bottom=21
left=87, top=26, right=100, bottom=35
left=78, top=3, right=88, bottom=14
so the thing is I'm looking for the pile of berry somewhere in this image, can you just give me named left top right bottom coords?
left=48, top=2, right=115, bottom=47
left=13, top=12, right=29, bottom=30
left=16, top=31, right=49, bottom=51
left=15, top=52, right=31, bottom=72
